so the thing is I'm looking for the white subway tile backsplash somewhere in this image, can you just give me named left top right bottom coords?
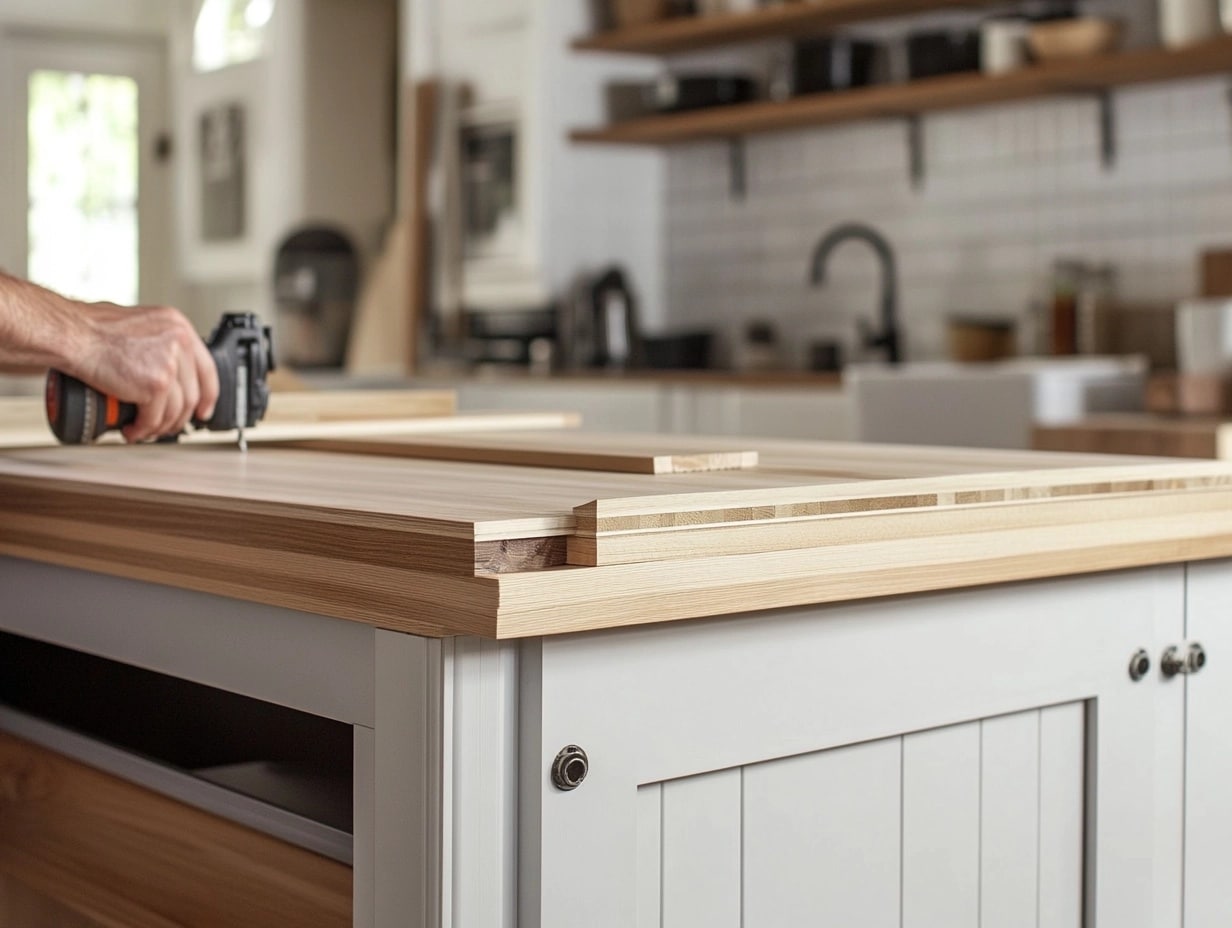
left=663, top=76, right=1232, bottom=360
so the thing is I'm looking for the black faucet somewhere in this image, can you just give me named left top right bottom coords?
left=809, top=222, right=902, bottom=365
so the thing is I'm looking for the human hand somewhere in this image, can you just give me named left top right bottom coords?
left=70, top=303, right=220, bottom=443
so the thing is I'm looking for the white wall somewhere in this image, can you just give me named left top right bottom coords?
left=175, top=0, right=395, bottom=331
left=0, top=0, right=178, bottom=36
left=661, top=5, right=1232, bottom=365
left=399, top=0, right=667, bottom=328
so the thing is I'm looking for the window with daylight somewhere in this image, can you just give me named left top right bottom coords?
left=193, top=0, right=276, bottom=72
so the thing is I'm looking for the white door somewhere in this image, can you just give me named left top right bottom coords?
left=0, top=31, right=172, bottom=305
left=1182, top=559, right=1232, bottom=927
left=522, top=568, right=1186, bottom=928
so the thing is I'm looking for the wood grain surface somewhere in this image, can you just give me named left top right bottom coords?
left=0, top=394, right=580, bottom=450
left=568, top=462, right=1232, bottom=565
left=0, top=731, right=350, bottom=928
left=1033, top=415, right=1231, bottom=459
left=3, top=431, right=1232, bottom=637
left=287, top=430, right=758, bottom=474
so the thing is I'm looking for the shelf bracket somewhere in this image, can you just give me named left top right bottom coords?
left=1097, top=90, right=1116, bottom=171
left=904, top=115, right=925, bottom=191
left=727, top=137, right=746, bottom=202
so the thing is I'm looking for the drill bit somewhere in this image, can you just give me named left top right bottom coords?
left=238, top=425, right=247, bottom=453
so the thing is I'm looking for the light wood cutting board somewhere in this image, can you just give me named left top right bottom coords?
left=284, top=430, right=757, bottom=474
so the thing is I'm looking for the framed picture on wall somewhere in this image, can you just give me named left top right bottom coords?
left=200, top=102, right=245, bottom=241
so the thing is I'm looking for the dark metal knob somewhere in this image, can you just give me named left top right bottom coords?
left=1161, top=645, right=1186, bottom=678
left=1128, top=649, right=1151, bottom=682
left=551, top=745, right=589, bottom=791
left=1162, top=642, right=1206, bottom=678
left=1187, top=642, right=1207, bottom=675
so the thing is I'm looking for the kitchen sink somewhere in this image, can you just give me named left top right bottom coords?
left=846, top=356, right=1147, bottom=449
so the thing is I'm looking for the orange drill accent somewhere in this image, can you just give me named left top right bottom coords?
left=105, top=394, right=120, bottom=428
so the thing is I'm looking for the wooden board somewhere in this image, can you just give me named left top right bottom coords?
left=264, top=388, right=455, bottom=422
left=3, top=435, right=1232, bottom=637
left=0, top=404, right=579, bottom=450
left=0, top=731, right=350, bottom=928
left=574, top=0, right=995, bottom=55
left=572, top=36, right=1232, bottom=146
left=567, top=462, right=1232, bottom=566
left=1144, top=373, right=1232, bottom=417
left=1033, top=415, right=1232, bottom=460
left=1202, top=248, right=1232, bottom=297
left=286, top=430, right=757, bottom=474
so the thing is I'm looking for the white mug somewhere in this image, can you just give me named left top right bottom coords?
left=981, top=18, right=1030, bottom=74
left=1158, top=0, right=1222, bottom=47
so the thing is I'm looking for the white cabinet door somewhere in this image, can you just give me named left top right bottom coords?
left=520, top=568, right=1185, bottom=928
left=1182, top=560, right=1232, bottom=928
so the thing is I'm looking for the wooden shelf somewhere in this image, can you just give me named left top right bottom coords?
left=574, top=0, right=993, bottom=55
left=571, top=35, right=1232, bottom=145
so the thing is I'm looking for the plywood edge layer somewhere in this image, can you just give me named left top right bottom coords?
left=0, top=530, right=501, bottom=638
left=568, top=485, right=1232, bottom=566
left=266, top=388, right=458, bottom=421
left=572, top=462, right=1232, bottom=531
left=495, top=507, right=1232, bottom=638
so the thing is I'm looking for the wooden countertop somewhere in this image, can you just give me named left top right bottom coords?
left=1034, top=414, right=1232, bottom=460
left=5, top=425, right=1232, bottom=638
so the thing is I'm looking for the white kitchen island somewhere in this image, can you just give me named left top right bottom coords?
left=1, top=435, right=1231, bottom=927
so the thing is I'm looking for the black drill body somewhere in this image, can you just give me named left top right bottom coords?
left=46, top=312, right=275, bottom=445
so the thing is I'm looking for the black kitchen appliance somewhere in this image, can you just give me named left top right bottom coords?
left=648, top=74, right=757, bottom=113
left=273, top=226, right=358, bottom=369
left=792, top=37, right=878, bottom=95
left=907, top=30, right=981, bottom=79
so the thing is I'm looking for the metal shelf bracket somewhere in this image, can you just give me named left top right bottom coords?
left=904, top=114, right=925, bottom=190
left=1096, top=90, right=1116, bottom=170
left=727, top=137, right=746, bottom=201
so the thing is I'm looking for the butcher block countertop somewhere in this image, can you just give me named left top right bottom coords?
left=5, top=418, right=1232, bottom=638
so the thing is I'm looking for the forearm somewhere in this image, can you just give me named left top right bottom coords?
left=0, top=271, right=94, bottom=375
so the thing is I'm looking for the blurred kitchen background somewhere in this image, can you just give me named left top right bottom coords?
left=2, top=0, right=1232, bottom=452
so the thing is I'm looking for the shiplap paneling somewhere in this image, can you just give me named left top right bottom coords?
left=901, top=721, right=981, bottom=928
left=637, top=704, right=1090, bottom=927
left=661, top=769, right=741, bottom=928
left=981, top=710, right=1042, bottom=928
left=1038, top=702, right=1087, bottom=928
left=742, top=738, right=901, bottom=926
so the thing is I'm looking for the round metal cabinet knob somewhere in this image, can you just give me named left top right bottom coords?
left=551, top=745, right=589, bottom=791
left=1161, top=645, right=1186, bottom=678
left=1162, top=642, right=1208, bottom=678
left=1128, top=649, right=1151, bottom=682
left=1187, top=642, right=1207, bottom=675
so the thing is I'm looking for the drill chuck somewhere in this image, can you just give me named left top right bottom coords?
left=45, top=312, right=274, bottom=445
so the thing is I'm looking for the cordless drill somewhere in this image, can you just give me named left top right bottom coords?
left=45, top=312, right=275, bottom=450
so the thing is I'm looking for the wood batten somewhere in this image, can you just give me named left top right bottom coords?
left=497, top=505, right=1232, bottom=638
left=285, top=430, right=759, bottom=474
left=569, top=463, right=1232, bottom=566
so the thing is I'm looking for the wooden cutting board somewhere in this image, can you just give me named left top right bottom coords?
left=285, top=430, right=758, bottom=474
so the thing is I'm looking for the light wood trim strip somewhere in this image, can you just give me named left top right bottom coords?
left=0, top=732, right=350, bottom=928
left=496, top=506, right=1232, bottom=637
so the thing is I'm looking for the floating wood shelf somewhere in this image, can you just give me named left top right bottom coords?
left=574, top=0, right=994, bottom=55
left=571, top=35, right=1232, bottom=146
